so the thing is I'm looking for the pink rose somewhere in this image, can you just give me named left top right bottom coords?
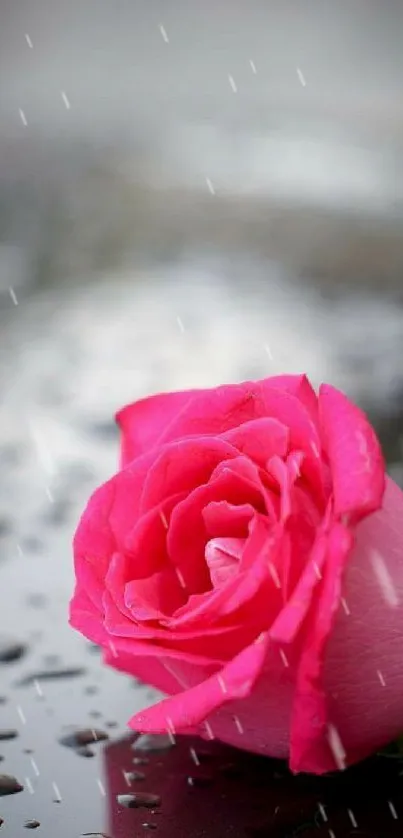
left=69, top=374, right=403, bottom=774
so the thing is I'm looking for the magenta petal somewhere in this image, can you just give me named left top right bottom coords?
left=267, top=452, right=304, bottom=523
left=222, top=417, right=289, bottom=466
left=322, top=477, right=403, bottom=767
left=100, top=634, right=221, bottom=667
left=125, top=568, right=186, bottom=620
left=74, top=449, right=159, bottom=569
left=289, top=522, right=353, bottom=774
left=318, top=384, right=385, bottom=523
left=69, top=587, right=109, bottom=646
left=124, top=493, right=186, bottom=577
left=73, top=479, right=117, bottom=600
left=269, top=512, right=332, bottom=645
left=169, top=514, right=281, bottom=630
left=203, top=501, right=255, bottom=538
left=139, top=437, right=238, bottom=514
left=166, top=456, right=265, bottom=594
left=205, top=537, right=244, bottom=587
left=116, top=388, right=201, bottom=466
left=129, top=634, right=269, bottom=734
left=103, top=651, right=184, bottom=696
left=266, top=374, right=319, bottom=428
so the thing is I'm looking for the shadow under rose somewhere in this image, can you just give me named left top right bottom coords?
left=103, top=730, right=403, bottom=838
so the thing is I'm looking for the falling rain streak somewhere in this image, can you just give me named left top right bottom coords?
left=370, top=550, right=399, bottom=607
left=327, top=724, right=346, bottom=770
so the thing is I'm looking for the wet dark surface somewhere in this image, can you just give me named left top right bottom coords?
left=2, top=670, right=403, bottom=838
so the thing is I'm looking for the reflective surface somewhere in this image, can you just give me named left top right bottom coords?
left=2, top=641, right=403, bottom=838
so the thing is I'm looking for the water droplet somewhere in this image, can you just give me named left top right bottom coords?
left=76, top=746, right=95, bottom=758
left=117, top=792, right=161, bottom=809
left=84, top=685, right=98, bottom=695
left=26, top=593, right=47, bottom=609
left=187, top=775, right=213, bottom=788
left=125, top=771, right=146, bottom=782
left=59, top=729, right=109, bottom=748
left=0, top=636, right=27, bottom=663
left=0, top=774, right=24, bottom=795
left=16, top=667, right=86, bottom=686
left=82, top=833, right=112, bottom=838
left=24, top=820, right=40, bottom=829
left=132, top=734, right=174, bottom=752
left=82, top=833, right=111, bottom=838
left=0, top=730, right=18, bottom=741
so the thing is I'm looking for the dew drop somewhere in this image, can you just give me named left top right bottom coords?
left=0, top=774, right=24, bottom=795
left=117, top=792, right=161, bottom=809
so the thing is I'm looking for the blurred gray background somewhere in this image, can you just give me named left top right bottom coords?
left=1, top=0, right=403, bottom=560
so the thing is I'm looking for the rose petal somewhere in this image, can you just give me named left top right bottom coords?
left=129, top=633, right=269, bottom=734
left=318, top=383, right=385, bottom=523
left=205, top=537, right=244, bottom=587
left=116, top=388, right=200, bottom=466
left=203, top=500, right=255, bottom=538
left=269, top=511, right=332, bottom=645
left=139, top=437, right=239, bottom=514
left=69, top=587, right=109, bottom=646
left=103, top=591, right=264, bottom=648
left=125, top=569, right=186, bottom=620
left=158, top=380, right=324, bottom=505
left=102, top=632, right=223, bottom=667
left=73, top=451, right=166, bottom=610
left=289, top=522, right=353, bottom=774
left=323, top=477, right=403, bottom=766
left=209, top=456, right=277, bottom=519
left=267, top=451, right=305, bottom=523
left=168, top=515, right=282, bottom=630
left=267, top=374, right=319, bottom=428
left=73, top=479, right=117, bottom=604
left=166, top=456, right=266, bottom=594
left=222, top=417, right=289, bottom=466
left=124, top=493, right=186, bottom=576
left=103, top=588, right=264, bottom=666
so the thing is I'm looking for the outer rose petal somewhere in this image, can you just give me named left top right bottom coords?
left=69, top=586, right=109, bottom=646
left=116, top=374, right=316, bottom=466
left=289, top=522, right=353, bottom=773
left=323, top=477, right=403, bottom=765
left=157, top=379, right=324, bottom=505
left=222, top=417, right=289, bottom=467
left=264, top=374, right=319, bottom=428
left=139, top=437, right=239, bottom=513
left=319, top=384, right=385, bottom=523
left=116, top=389, right=201, bottom=466
left=129, top=634, right=269, bottom=734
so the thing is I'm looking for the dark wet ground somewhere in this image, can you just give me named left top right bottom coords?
left=1, top=649, right=403, bottom=838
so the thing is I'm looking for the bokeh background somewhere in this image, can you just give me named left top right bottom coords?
left=1, top=2, right=403, bottom=836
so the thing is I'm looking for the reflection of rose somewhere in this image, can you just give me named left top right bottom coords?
left=69, top=375, right=403, bottom=774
